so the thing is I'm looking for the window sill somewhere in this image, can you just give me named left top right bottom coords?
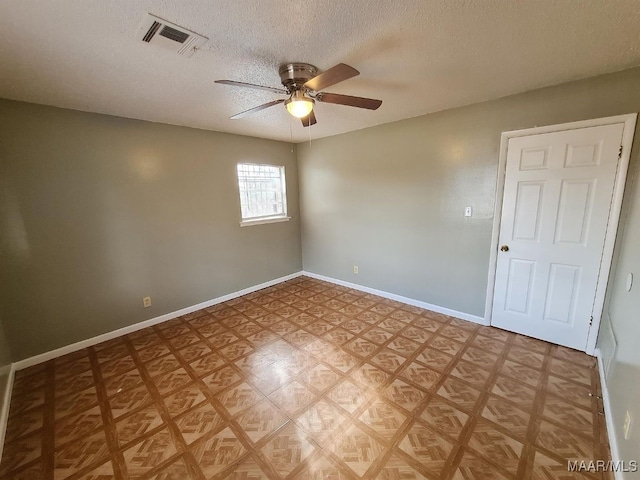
left=240, top=216, right=291, bottom=227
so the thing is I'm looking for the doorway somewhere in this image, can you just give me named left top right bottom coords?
left=485, top=114, right=637, bottom=353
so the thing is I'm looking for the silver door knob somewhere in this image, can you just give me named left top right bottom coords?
left=500, top=245, right=509, bottom=252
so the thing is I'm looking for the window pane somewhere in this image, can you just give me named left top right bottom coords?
left=237, top=163, right=287, bottom=221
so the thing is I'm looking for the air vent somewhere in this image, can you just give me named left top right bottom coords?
left=159, top=25, right=189, bottom=43
left=138, top=14, right=207, bottom=58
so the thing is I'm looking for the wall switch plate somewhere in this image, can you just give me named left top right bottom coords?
left=624, top=410, right=633, bottom=440
left=143, top=296, right=152, bottom=308
left=464, top=206, right=472, bottom=217
left=353, top=265, right=359, bottom=274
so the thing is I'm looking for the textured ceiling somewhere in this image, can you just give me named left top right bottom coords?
left=0, top=1, right=639, bottom=143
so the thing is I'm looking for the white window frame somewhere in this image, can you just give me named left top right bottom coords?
left=236, top=163, right=290, bottom=227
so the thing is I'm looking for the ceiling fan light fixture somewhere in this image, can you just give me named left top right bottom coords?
left=216, top=62, right=382, bottom=126
left=285, top=91, right=314, bottom=118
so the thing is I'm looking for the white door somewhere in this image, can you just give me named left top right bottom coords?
left=491, top=123, right=624, bottom=350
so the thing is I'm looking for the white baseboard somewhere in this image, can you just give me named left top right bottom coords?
left=302, top=271, right=488, bottom=326
left=595, top=348, right=623, bottom=480
left=13, top=271, right=304, bottom=371
left=0, top=363, right=16, bottom=462
left=12, top=269, right=486, bottom=370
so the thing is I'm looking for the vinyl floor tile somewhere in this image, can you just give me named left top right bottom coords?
left=0, top=276, right=609, bottom=479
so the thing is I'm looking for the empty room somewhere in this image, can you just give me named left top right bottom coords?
left=1, top=1, right=639, bottom=479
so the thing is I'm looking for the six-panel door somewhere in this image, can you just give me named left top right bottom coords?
left=491, top=123, right=624, bottom=350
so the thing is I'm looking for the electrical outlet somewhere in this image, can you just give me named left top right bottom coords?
left=143, top=296, right=152, bottom=308
left=624, top=410, right=633, bottom=440
left=464, top=206, right=472, bottom=217
left=353, top=265, right=359, bottom=274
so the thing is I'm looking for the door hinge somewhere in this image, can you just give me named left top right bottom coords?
left=619, top=145, right=623, bottom=159
left=589, top=316, right=594, bottom=326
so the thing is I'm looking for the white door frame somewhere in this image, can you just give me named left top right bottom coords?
left=484, top=113, right=637, bottom=355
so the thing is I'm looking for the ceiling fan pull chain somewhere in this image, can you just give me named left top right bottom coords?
left=289, top=116, right=294, bottom=152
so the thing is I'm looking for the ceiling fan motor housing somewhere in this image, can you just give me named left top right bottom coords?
left=279, top=63, right=318, bottom=92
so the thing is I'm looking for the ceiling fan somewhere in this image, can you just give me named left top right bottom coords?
left=215, top=63, right=382, bottom=127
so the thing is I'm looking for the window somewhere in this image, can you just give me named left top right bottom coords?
left=236, top=163, right=289, bottom=226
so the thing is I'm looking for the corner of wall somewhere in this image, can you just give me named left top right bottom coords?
left=0, top=364, right=15, bottom=461
left=0, top=314, right=14, bottom=461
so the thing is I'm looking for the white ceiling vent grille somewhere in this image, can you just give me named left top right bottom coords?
left=138, top=14, right=207, bottom=58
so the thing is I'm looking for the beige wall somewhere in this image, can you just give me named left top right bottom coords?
left=297, top=67, right=640, bottom=467
left=0, top=99, right=302, bottom=360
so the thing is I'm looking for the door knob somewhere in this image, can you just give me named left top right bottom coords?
left=500, top=245, right=509, bottom=252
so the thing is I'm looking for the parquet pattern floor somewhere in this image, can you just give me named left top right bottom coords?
left=0, top=276, right=612, bottom=479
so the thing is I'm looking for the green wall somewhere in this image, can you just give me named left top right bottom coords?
left=297, top=67, right=640, bottom=470
left=0, top=99, right=302, bottom=360
left=1, top=67, right=639, bottom=470
left=0, top=315, right=11, bottom=428
left=297, top=67, right=640, bottom=317
left=600, top=144, right=640, bottom=471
